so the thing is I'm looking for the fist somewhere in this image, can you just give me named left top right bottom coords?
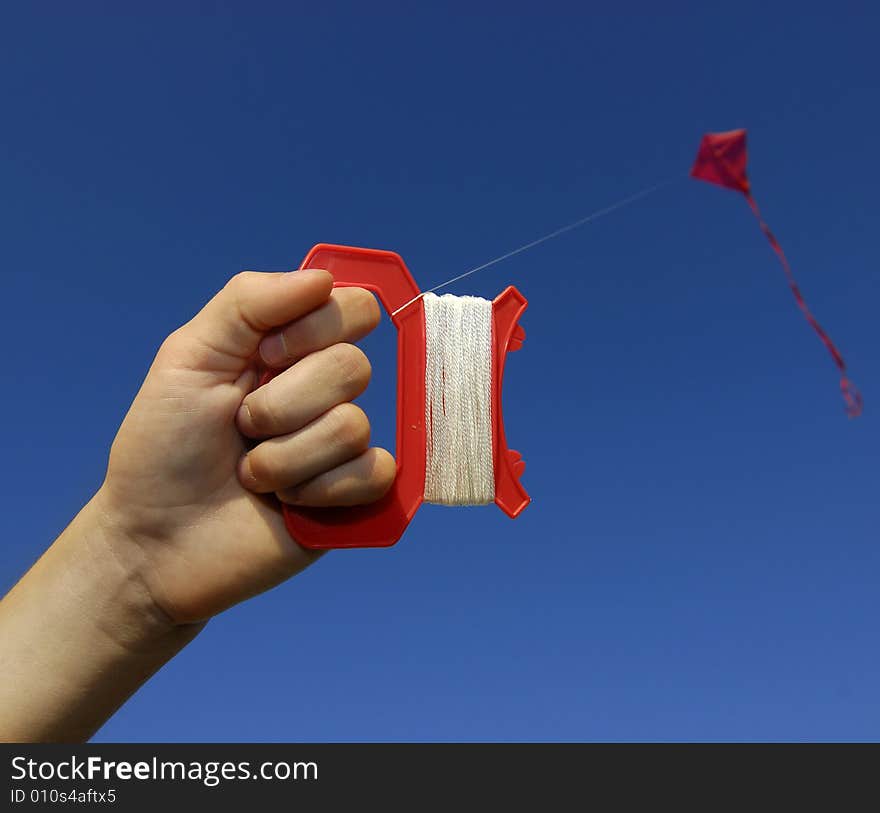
left=238, top=291, right=394, bottom=507
left=97, top=269, right=395, bottom=624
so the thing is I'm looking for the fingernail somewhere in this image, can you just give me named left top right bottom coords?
left=280, top=488, right=303, bottom=506
left=236, top=402, right=253, bottom=430
left=285, top=267, right=327, bottom=278
left=238, top=455, right=259, bottom=490
left=259, top=331, right=288, bottom=367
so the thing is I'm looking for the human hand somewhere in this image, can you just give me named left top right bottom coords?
left=95, top=269, right=395, bottom=624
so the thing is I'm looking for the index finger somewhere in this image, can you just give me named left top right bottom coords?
left=258, top=286, right=381, bottom=368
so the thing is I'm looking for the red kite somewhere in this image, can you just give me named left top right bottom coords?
left=691, top=129, right=861, bottom=417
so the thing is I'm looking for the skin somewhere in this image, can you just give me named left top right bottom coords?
left=0, top=269, right=396, bottom=742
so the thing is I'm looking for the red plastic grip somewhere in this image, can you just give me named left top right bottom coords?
left=263, top=243, right=529, bottom=549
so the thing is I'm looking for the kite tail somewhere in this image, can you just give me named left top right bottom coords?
left=745, top=195, right=862, bottom=418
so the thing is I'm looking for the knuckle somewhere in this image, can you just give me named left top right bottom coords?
left=162, top=326, right=186, bottom=347
left=226, top=271, right=263, bottom=321
left=155, top=327, right=199, bottom=367
left=156, top=328, right=184, bottom=360
left=326, top=403, right=370, bottom=453
left=229, top=270, right=258, bottom=291
left=327, top=342, right=371, bottom=390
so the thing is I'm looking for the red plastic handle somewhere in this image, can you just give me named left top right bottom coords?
left=263, top=243, right=529, bottom=549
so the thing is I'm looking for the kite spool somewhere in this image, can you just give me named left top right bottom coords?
left=263, top=243, right=530, bottom=549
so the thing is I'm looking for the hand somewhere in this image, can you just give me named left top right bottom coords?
left=0, top=268, right=398, bottom=742
left=96, top=269, right=396, bottom=624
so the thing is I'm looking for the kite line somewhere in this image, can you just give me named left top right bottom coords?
left=391, top=177, right=680, bottom=316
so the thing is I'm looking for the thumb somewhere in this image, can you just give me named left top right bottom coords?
left=173, top=269, right=333, bottom=373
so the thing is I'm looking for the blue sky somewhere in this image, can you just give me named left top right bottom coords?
left=1, top=3, right=878, bottom=741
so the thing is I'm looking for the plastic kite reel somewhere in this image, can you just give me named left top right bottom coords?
left=261, top=243, right=530, bottom=550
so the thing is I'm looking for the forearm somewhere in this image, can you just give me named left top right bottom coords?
left=0, top=495, right=202, bottom=742
left=0, top=272, right=386, bottom=741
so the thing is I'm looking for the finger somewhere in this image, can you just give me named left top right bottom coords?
left=173, top=269, right=333, bottom=369
left=276, top=447, right=396, bottom=507
left=259, top=286, right=381, bottom=368
left=237, top=343, right=371, bottom=439
left=238, top=403, right=371, bottom=493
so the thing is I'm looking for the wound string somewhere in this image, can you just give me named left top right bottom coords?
left=423, top=292, right=495, bottom=506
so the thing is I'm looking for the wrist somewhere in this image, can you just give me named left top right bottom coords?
left=81, top=488, right=204, bottom=646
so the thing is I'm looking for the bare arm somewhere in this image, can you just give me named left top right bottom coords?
left=0, top=500, right=200, bottom=741
left=0, top=269, right=394, bottom=742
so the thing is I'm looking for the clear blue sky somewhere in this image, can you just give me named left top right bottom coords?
left=1, top=4, right=878, bottom=742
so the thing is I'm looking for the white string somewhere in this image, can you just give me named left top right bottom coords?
left=423, top=292, right=495, bottom=506
left=391, top=177, right=677, bottom=317
left=399, top=178, right=680, bottom=503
